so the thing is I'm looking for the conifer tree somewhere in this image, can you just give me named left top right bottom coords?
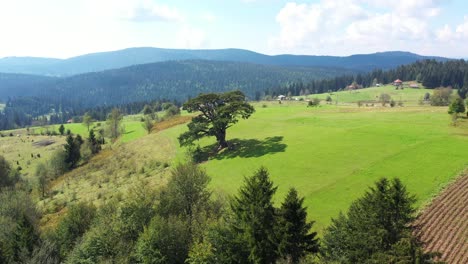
left=321, top=178, right=439, bottom=263
left=230, top=167, right=278, bottom=264
left=277, top=188, right=319, bottom=263
left=87, top=129, right=101, bottom=154
left=64, top=135, right=81, bottom=169
left=58, top=124, right=65, bottom=136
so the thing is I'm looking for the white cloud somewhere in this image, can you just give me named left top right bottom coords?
left=270, top=0, right=452, bottom=55
left=455, top=16, right=468, bottom=39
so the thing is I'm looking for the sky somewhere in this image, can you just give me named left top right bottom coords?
left=1, top=0, right=468, bottom=59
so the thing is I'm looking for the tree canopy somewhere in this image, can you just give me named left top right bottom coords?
left=178, top=91, right=255, bottom=150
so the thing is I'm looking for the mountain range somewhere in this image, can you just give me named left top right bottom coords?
left=0, top=47, right=449, bottom=76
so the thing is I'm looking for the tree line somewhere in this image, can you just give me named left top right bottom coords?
left=266, top=59, right=468, bottom=99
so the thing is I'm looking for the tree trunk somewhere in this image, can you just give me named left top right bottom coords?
left=216, top=130, right=228, bottom=150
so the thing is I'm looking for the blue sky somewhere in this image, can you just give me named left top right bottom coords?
left=1, top=0, right=467, bottom=58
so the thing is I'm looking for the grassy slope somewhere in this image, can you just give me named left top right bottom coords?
left=0, top=135, right=66, bottom=180
left=0, top=117, right=148, bottom=182
left=195, top=102, right=468, bottom=233
left=303, top=84, right=431, bottom=105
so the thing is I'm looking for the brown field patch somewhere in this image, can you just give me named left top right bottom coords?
left=152, top=115, right=192, bottom=133
left=414, top=173, right=468, bottom=263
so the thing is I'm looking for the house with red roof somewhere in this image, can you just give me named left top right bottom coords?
left=393, top=79, right=403, bottom=86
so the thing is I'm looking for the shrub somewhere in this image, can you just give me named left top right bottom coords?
left=431, top=87, right=453, bottom=106
left=307, top=98, right=320, bottom=107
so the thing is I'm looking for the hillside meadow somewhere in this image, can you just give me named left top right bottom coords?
left=301, top=84, right=432, bottom=105
left=20, top=97, right=465, bottom=234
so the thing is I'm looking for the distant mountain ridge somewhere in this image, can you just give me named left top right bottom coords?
left=0, top=48, right=449, bottom=76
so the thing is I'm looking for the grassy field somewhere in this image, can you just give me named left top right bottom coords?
left=0, top=135, right=66, bottom=180
left=188, top=101, right=468, bottom=233
left=300, top=84, right=432, bottom=105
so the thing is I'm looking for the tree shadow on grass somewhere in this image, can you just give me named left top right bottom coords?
left=202, top=136, right=287, bottom=161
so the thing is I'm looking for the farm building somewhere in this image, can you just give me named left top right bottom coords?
left=277, top=95, right=286, bottom=100
left=393, top=79, right=403, bottom=86
left=409, top=83, right=419, bottom=88
left=346, top=82, right=362, bottom=90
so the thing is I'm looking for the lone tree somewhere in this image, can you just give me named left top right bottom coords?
left=82, top=112, right=93, bottom=132
left=106, top=108, right=124, bottom=140
left=59, top=124, right=65, bottom=136
left=178, top=91, right=254, bottom=150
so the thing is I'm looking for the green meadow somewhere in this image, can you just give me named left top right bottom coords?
left=177, top=102, right=468, bottom=233
left=302, top=84, right=432, bottom=105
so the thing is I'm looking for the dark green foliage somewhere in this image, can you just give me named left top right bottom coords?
left=230, top=167, right=278, bottom=264
left=54, top=202, right=96, bottom=259
left=142, top=104, right=153, bottom=116
left=307, top=98, right=320, bottom=107
left=368, top=233, right=444, bottom=264
left=448, top=97, right=465, bottom=115
left=28, top=239, right=60, bottom=264
left=179, top=91, right=255, bottom=150
left=135, top=216, right=190, bottom=264
left=67, top=183, right=157, bottom=263
left=458, top=72, right=468, bottom=99
left=277, top=188, right=319, bottom=263
left=321, top=178, right=438, bottom=264
left=165, top=105, right=181, bottom=118
left=58, top=124, right=65, bottom=136
left=0, top=156, right=19, bottom=188
left=0, top=189, right=40, bottom=263
left=186, top=240, right=216, bottom=264
left=87, top=129, right=101, bottom=154
left=158, top=162, right=211, bottom=236
left=64, top=134, right=82, bottom=169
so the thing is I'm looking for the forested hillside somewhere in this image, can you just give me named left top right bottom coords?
left=0, top=47, right=448, bottom=76
left=1, top=60, right=354, bottom=104
left=0, top=60, right=353, bottom=130
left=0, top=73, right=56, bottom=99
